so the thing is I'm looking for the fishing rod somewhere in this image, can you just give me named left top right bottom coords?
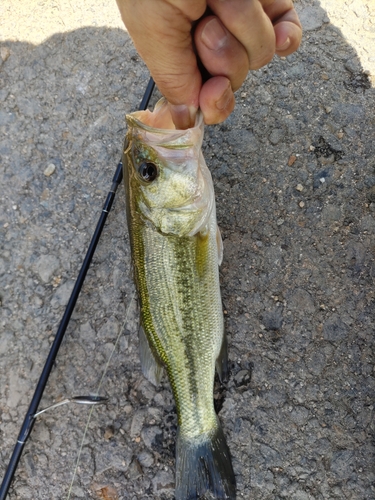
left=0, top=76, right=155, bottom=500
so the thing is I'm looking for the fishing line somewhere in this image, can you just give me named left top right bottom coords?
left=66, top=290, right=136, bottom=500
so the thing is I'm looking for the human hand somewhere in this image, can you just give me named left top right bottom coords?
left=116, top=0, right=302, bottom=128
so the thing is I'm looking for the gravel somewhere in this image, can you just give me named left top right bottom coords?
left=1, top=0, right=374, bottom=499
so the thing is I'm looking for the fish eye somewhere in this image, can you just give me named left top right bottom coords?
left=138, top=161, right=158, bottom=182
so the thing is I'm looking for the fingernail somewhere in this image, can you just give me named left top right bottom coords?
left=169, top=104, right=197, bottom=129
left=201, top=18, right=228, bottom=51
left=277, top=37, right=291, bottom=51
left=215, top=84, right=232, bottom=111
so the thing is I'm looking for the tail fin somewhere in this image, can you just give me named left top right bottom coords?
left=175, top=419, right=236, bottom=500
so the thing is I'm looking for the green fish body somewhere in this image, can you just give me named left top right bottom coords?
left=123, top=99, right=235, bottom=499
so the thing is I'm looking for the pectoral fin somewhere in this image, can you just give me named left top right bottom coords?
left=215, top=332, right=229, bottom=383
left=139, top=325, right=165, bottom=386
left=216, top=225, right=223, bottom=266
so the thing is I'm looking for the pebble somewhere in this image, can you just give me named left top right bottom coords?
left=288, top=288, right=315, bottom=314
left=44, top=163, right=56, bottom=176
left=261, top=309, right=283, bottom=331
left=269, top=128, right=284, bottom=145
left=0, top=47, right=10, bottom=62
left=141, top=426, right=163, bottom=450
left=306, top=350, right=327, bottom=376
left=323, top=314, right=348, bottom=342
left=137, top=451, right=154, bottom=468
left=33, top=254, right=60, bottom=283
left=297, top=5, right=329, bottom=31
left=288, top=155, right=297, bottom=166
left=227, top=128, right=259, bottom=153
left=50, top=280, right=74, bottom=308
left=95, top=442, right=132, bottom=474
left=234, top=369, right=251, bottom=387
left=152, top=470, right=175, bottom=495
left=104, top=426, right=115, bottom=440
left=296, top=184, right=303, bottom=192
left=330, top=450, right=355, bottom=479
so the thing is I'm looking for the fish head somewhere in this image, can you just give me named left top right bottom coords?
left=124, top=99, right=214, bottom=237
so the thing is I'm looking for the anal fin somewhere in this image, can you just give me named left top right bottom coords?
left=139, top=325, right=164, bottom=386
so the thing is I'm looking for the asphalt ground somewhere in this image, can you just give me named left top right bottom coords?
left=0, top=1, right=374, bottom=499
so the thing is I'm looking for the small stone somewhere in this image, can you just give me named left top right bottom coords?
left=290, top=406, right=310, bottom=427
left=152, top=470, right=175, bottom=495
left=33, top=254, right=60, bottom=283
left=269, top=128, right=284, bottom=145
left=92, top=484, right=119, bottom=500
left=261, top=309, right=283, bottom=331
left=51, top=280, right=74, bottom=308
left=104, top=426, right=114, bottom=440
left=130, top=410, right=145, bottom=437
left=141, top=426, right=163, bottom=450
left=95, top=441, right=132, bottom=474
left=330, top=450, right=355, bottom=479
left=299, top=201, right=305, bottom=208
left=138, top=451, right=154, bottom=468
left=44, top=163, right=56, bottom=176
left=288, top=288, right=315, bottom=314
left=127, top=459, right=143, bottom=480
left=298, top=6, right=328, bottom=31
left=234, top=369, right=251, bottom=387
left=306, top=350, right=326, bottom=376
left=288, top=155, right=297, bottom=166
left=323, top=314, right=348, bottom=342
left=325, top=106, right=332, bottom=113
left=52, top=275, right=62, bottom=288
left=0, top=47, right=10, bottom=62
left=296, top=184, right=303, bottom=192
left=337, top=131, right=344, bottom=139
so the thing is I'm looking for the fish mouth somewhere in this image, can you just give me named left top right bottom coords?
left=126, top=98, right=204, bottom=145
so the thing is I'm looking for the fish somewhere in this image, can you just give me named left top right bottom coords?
left=122, top=98, right=236, bottom=500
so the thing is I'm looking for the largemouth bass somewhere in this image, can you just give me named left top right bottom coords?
left=123, top=98, right=236, bottom=500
